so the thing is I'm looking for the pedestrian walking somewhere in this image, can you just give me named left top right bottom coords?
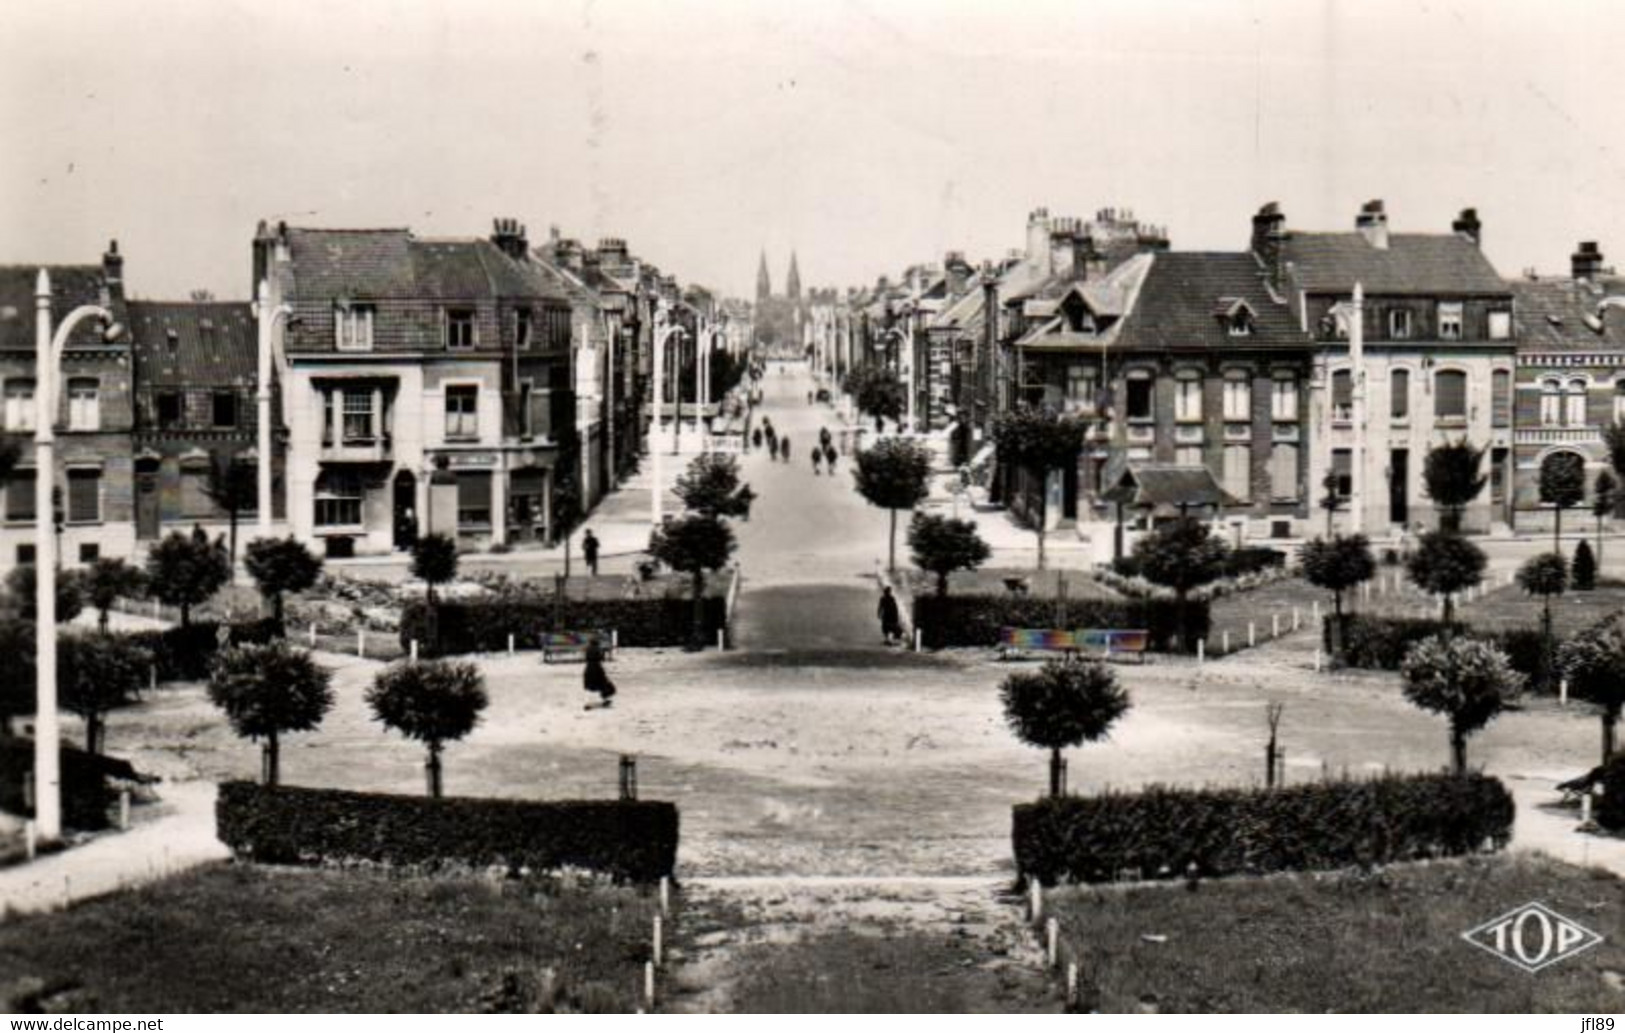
left=823, top=442, right=838, bottom=473
left=780, top=437, right=791, bottom=462
left=582, top=635, right=616, bottom=710
left=752, top=427, right=763, bottom=451
left=811, top=448, right=822, bottom=475
left=765, top=427, right=778, bottom=460
left=819, top=426, right=832, bottom=450
left=878, top=585, right=904, bottom=646
left=581, top=529, right=600, bottom=576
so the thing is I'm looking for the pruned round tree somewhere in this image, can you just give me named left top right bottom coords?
left=203, top=456, right=258, bottom=573
left=6, top=563, right=85, bottom=624
left=1539, top=451, right=1587, bottom=554
left=79, top=557, right=147, bottom=632
left=208, top=639, right=334, bottom=786
left=59, top=633, right=151, bottom=756
left=1422, top=439, right=1487, bottom=533
left=144, top=526, right=230, bottom=627
left=649, top=513, right=736, bottom=651
left=1404, top=530, right=1486, bottom=623
left=1300, top=533, right=1375, bottom=660
left=1558, top=616, right=1625, bottom=763
left=908, top=512, right=991, bottom=598
left=1400, top=634, right=1521, bottom=774
left=1573, top=539, right=1598, bottom=592
left=1516, top=552, right=1568, bottom=690
left=366, top=658, right=488, bottom=798
left=991, top=407, right=1089, bottom=570
left=844, top=366, right=905, bottom=431
left=244, top=536, right=324, bottom=632
left=1001, top=657, right=1131, bottom=797
left=675, top=452, right=756, bottom=521
left=1131, top=517, right=1229, bottom=652
left=852, top=436, right=934, bottom=572
left=410, top=533, right=460, bottom=654
left=1594, top=468, right=1618, bottom=571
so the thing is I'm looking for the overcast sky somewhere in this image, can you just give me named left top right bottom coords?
left=3, top=0, right=1622, bottom=301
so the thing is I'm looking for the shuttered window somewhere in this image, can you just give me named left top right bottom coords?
left=1434, top=370, right=1467, bottom=420
left=66, top=468, right=100, bottom=523
left=1491, top=370, right=1511, bottom=428
left=457, top=471, right=492, bottom=529
left=1224, top=444, right=1251, bottom=501
left=1331, top=370, right=1353, bottom=422
left=1269, top=443, right=1299, bottom=501
left=1391, top=369, right=1410, bottom=420
left=5, top=470, right=35, bottom=522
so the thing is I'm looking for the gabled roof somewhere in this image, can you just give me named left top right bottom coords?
left=281, top=228, right=567, bottom=303
left=1102, top=463, right=1244, bottom=511
left=127, top=301, right=257, bottom=386
left=1281, top=233, right=1509, bottom=295
left=0, top=265, right=123, bottom=351
left=1113, top=252, right=1305, bottom=352
left=1512, top=276, right=1625, bottom=354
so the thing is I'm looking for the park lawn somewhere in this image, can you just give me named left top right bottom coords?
left=1457, top=581, right=1625, bottom=633
left=0, top=864, right=656, bottom=1013
left=1047, top=854, right=1625, bottom=1013
left=902, top=568, right=1117, bottom=601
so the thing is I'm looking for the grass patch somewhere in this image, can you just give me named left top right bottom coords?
left=901, top=568, right=1115, bottom=602
left=1458, top=583, right=1625, bottom=633
left=1047, top=855, right=1625, bottom=1012
left=0, top=864, right=655, bottom=1013
left=726, top=929, right=1059, bottom=1014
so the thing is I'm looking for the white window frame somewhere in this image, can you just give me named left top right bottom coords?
left=1565, top=377, right=1588, bottom=428
left=1437, top=301, right=1464, bottom=341
left=1330, top=369, right=1353, bottom=424
left=1222, top=370, right=1251, bottom=422
left=515, top=307, right=534, bottom=351
left=1271, top=373, right=1299, bottom=422
left=445, top=308, right=477, bottom=350
left=1174, top=372, right=1203, bottom=423
left=65, top=466, right=101, bottom=524
left=444, top=383, right=480, bottom=440
left=1269, top=441, right=1300, bottom=501
left=313, top=472, right=364, bottom=529
left=336, top=304, right=375, bottom=352
left=1175, top=445, right=1204, bottom=467
left=341, top=388, right=378, bottom=443
left=4, top=379, right=37, bottom=432
left=1487, top=310, right=1512, bottom=340
left=1540, top=379, right=1564, bottom=427
left=66, top=377, right=100, bottom=432
left=1434, top=368, right=1469, bottom=421
left=1223, top=443, right=1251, bottom=501
left=1065, top=365, right=1097, bottom=413
left=1390, top=367, right=1411, bottom=422
left=1388, top=309, right=1412, bottom=340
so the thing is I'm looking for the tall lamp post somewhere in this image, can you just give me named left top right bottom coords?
left=651, top=305, right=686, bottom=525
left=32, top=269, right=122, bottom=844
left=879, top=326, right=913, bottom=433
left=253, top=279, right=295, bottom=540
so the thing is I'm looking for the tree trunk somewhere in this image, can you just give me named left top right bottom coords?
left=1328, top=591, right=1344, bottom=661
left=1450, top=725, right=1468, bottom=775
left=180, top=602, right=191, bottom=628
left=1555, top=505, right=1563, bottom=555
left=228, top=508, right=239, bottom=580
left=1605, top=709, right=1619, bottom=765
left=426, top=744, right=443, bottom=798
left=1036, top=475, right=1048, bottom=572
left=263, top=730, right=280, bottom=787
left=1599, top=514, right=1607, bottom=572
left=1541, top=602, right=1555, bottom=692
left=98, top=607, right=110, bottom=633
left=273, top=592, right=286, bottom=634
left=1265, top=740, right=1277, bottom=789
left=888, top=508, right=898, bottom=573
left=689, top=569, right=706, bottom=652
left=85, top=712, right=102, bottom=756
left=1049, top=747, right=1066, bottom=798
left=1443, top=507, right=1462, bottom=534
left=1441, top=593, right=1455, bottom=625
left=937, top=572, right=949, bottom=598
left=1175, top=590, right=1189, bottom=654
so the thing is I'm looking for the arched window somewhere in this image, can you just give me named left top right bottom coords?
left=1565, top=378, right=1589, bottom=427
left=1434, top=369, right=1468, bottom=421
left=1540, top=379, right=1563, bottom=427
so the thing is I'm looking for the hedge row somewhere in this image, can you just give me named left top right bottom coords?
left=913, top=594, right=1209, bottom=653
left=216, top=781, right=678, bottom=883
left=1112, top=546, right=1286, bottom=581
left=398, top=596, right=726, bottom=655
left=0, top=738, right=116, bottom=830
left=1325, top=615, right=1550, bottom=684
left=121, top=619, right=282, bottom=683
left=1013, top=773, right=1514, bottom=885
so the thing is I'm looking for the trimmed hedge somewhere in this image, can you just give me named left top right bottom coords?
left=1325, top=614, right=1551, bottom=685
left=0, top=737, right=116, bottom=830
left=1013, top=773, right=1514, bottom=885
left=914, top=594, right=1208, bottom=653
left=398, top=596, right=726, bottom=655
left=122, top=619, right=282, bottom=683
left=216, top=781, right=679, bottom=883
left=1113, top=546, right=1285, bottom=581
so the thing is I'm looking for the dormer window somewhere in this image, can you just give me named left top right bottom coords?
left=1216, top=298, right=1255, bottom=336
left=1389, top=309, right=1413, bottom=339
left=1061, top=294, right=1096, bottom=333
left=336, top=303, right=375, bottom=352
left=446, top=308, right=477, bottom=350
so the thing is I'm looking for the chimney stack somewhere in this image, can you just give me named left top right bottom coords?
left=1572, top=241, right=1605, bottom=282
left=1251, top=202, right=1286, bottom=286
left=101, top=239, right=125, bottom=304
left=1452, top=207, right=1482, bottom=247
left=490, top=217, right=529, bottom=260
left=1355, top=199, right=1389, bottom=250
left=944, top=251, right=972, bottom=296
left=1048, top=217, right=1083, bottom=277
left=1026, top=207, right=1053, bottom=271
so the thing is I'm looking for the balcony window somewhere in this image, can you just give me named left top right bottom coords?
left=446, top=308, right=477, bottom=350
left=1391, top=368, right=1410, bottom=420
left=1438, top=302, right=1464, bottom=341
left=67, top=378, right=99, bottom=432
left=1492, top=369, right=1511, bottom=428
left=1222, top=370, right=1251, bottom=422
left=314, top=470, right=364, bottom=528
left=343, top=390, right=377, bottom=443
left=1434, top=369, right=1468, bottom=420
left=445, top=385, right=479, bottom=440
left=1331, top=369, right=1353, bottom=424
left=4, top=379, right=36, bottom=432
left=336, top=304, right=375, bottom=352
left=1330, top=448, right=1352, bottom=498
left=1540, top=379, right=1563, bottom=427
left=66, top=467, right=101, bottom=523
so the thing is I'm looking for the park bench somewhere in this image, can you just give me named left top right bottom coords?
left=996, top=627, right=1150, bottom=663
left=539, top=631, right=614, bottom=664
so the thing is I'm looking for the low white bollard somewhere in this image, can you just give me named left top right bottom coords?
left=1046, top=917, right=1060, bottom=968
left=507, top=633, right=515, bottom=656
left=1067, top=961, right=1079, bottom=1008
left=612, top=629, right=620, bottom=651
left=309, top=623, right=317, bottom=646
left=152, top=599, right=161, bottom=619
left=1292, top=608, right=1300, bottom=631
left=357, top=628, right=366, bottom=657
left=1248, top=622, right=1256, bottom=649
left=719, top=628, right=727, bottom=651
left=659, top=876, right=671, bottom=915
left=149, top=665, right=158, bottom=692
left=118, top=788, right=131, bottom=831
left=652, top=915, right=663, bottom=966
left=913, top=627, right=922, bottom=653
left=410, top=639, right=420, bottom=662
left=644, top=961, right=656, bottom=1007
left=24, top=820, right=36, bottom=861
left=1272, top=614, right=1280, bottom=638
left=1029, top=879, right=1043, bottom=922
left=1312, top=600, right=1321, bottom=624
left=1196, top=639, right=1205, bottom=664
left=1582, top=793, right=1594, bottom=826
left=1561, top=678, right=1570, bottom=707
left=1222, top=631, right=1231, bottom=654
left=1314, top=647, right=1323, bottom=673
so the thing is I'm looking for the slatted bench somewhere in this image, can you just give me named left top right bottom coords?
left=996, top=627, right=1150, bottom=663
left=540, top=631, right=613, bottom=664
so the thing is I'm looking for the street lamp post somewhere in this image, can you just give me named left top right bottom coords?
left=1349, top=282, right=1366, bottom=535
left=651, top=305, right=686, bottom=525
left=32, top=269, right=120, bottom=843
left=253, top=279, right=294, bottom=540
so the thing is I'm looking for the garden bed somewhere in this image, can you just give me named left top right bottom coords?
left=0, top=864, right=656, bottom=1012
left=1045, top=854, right=1625, bottom=1012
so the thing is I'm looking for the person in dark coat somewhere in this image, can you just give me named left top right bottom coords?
left=765, top=426, right=778, bottom=460
left=780, top=437, right=791, bottom=462
left=819, top=426, right=833, bottom=449
left=823, top=442, right=838, bottom=473
left=752, top=427, right=763, bottom=451
left=583, top=636, right=616, bottom=709
left=581, top=529, right=600, bottom=576
left=811, top=448, right=822, bottom=475
left=878, top=586, right=904, bottom=646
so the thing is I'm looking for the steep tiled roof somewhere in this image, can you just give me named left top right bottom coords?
left=284, top=228, right=415, bottom=299
left=1512, top=277, right=1625, bottom=354
left=0, top=265, right=121, bottom=351
left=127, top=301, right=256, bottom=386
left=1113, top=252, right=1304, bottom=352
left=1103, top=463, right=1243, bottom=510
left=1282, top=233, right=1508, bottom=295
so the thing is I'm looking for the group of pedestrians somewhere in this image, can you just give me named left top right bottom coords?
left=752, top=417, right=791, bottom=462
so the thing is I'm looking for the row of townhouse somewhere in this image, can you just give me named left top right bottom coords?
left=824, top=201, right=1625, bottom=550
left=0, top=219, right=735, bottom=573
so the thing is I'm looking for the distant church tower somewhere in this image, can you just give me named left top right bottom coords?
left=786, top=251, right=802, bottom=301
left=756, top=251, right=772, bottom=305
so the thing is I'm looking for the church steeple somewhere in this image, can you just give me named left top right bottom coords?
left=756, top=250, right=771, bottom=303
left=786, top=250, right=801, bottom=301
